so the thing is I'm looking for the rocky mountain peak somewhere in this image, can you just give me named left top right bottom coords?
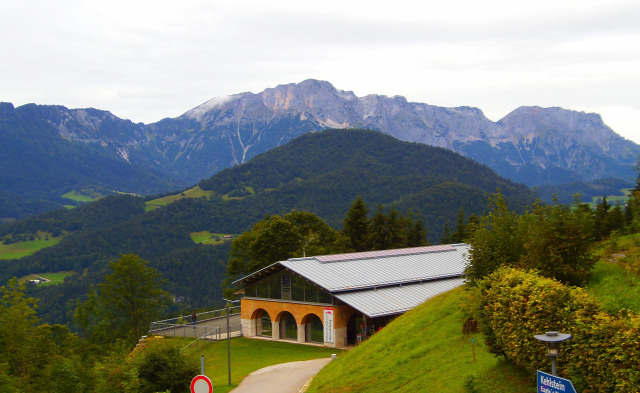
left=0, top=102, right=15, bottom=116
left=4, top=80, right=638, bottom=190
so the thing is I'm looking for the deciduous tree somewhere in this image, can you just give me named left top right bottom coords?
left=98, top=254, right=172, bottom=344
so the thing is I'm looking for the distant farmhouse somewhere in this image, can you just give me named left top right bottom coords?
left=233, top=244, right=469, bottom=348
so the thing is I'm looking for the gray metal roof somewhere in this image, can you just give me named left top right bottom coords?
left=280, top=244, right=469, bottom=293
left=334, top=278, right=465, bottom=317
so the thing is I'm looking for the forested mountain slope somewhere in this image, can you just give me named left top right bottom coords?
left=2, top=80, right=636, bottom=219
left=0, top=102, right=184, bottom=219
left=0, top=129, right=534, bottom=325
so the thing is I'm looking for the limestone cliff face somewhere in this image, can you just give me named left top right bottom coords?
left=4, top=79, right=638, bottom=187
left=173, top=79, right=637, bottom=185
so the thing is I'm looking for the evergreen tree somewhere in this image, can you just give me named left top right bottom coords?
left=465, top=192, right=525, bottom=285
left=405, top=211, right=428, bottom=247
left=387, top=207, right=407, bottom=249
left=594, top=196, right=611, bottom=239
left=342, top=196, right=370, bottom=252
left=440, top=222, right=452, bottom=244
left=450, top=207, right=468, bottom=243
left=367, top=205, right=390, bottom=250
left=605, top=203, right=625, bottom=236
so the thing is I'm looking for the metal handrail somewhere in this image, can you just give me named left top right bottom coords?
left=181, top=326, right=220, bottom=352
left=179, top=323, right=243, bottom=352
left=149, top=306, right=240, bottom=332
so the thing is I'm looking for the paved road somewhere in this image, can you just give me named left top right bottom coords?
left=230, top=357, right=333, bottom=393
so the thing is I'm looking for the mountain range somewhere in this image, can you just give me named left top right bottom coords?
left=1, top=79, right=637, bottom=218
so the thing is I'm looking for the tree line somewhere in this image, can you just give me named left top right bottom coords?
left=225, top=197, right=429, bottom=288
left=0, top=254, right=197, bottom=393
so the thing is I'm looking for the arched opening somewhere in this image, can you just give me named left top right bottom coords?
left=304, top=314, right=324, bottom=343
left=279, top=311, right=297, bottom=340
left=254, top=309, right=272, bottom=337
left=346, top=312, right=364, bottom=346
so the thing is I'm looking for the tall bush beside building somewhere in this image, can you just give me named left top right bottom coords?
left=476, top=267, right=640, bottom=393
left=466, top=193, right=596, bottom=286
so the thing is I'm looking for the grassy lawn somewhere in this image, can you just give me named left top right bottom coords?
left=307, top=287, right=534, bottom=393
left=170, top=337, right=341, bottom=393
left=190, top=231, right=234, bottom=245
left=18, top=271, right=75, bottom=286
left=146, top=186, right=216, bottom=210
left=586, top=233, right=640, bottom=313
left=0, top=234, right=62, bottom=260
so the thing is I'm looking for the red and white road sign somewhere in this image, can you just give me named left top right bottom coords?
left=191, top=375, right=213, bottom=393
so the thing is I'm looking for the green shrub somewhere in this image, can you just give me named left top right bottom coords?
left=476, top=267, right=640, bottom=393
left=463, top=374, right=481, bottom=393
left=132, top=340, right=198, bottom=393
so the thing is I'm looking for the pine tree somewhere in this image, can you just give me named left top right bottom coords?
left=450, top=207, right=468, bottom=243
left=406, top=211, right=428, bottom=247
left=367, top=205, right=390, bottom=250
left=387, top=207, right=407, bottom=249
left=343, top=196, right=370, bottom=252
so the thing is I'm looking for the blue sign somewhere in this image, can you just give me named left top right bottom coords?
left=537, top=370, right=577, bottom=393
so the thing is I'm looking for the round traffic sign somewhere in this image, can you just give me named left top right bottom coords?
left=191, top=375, right=213, bottom=393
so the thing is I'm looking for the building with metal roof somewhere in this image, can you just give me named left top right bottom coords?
left=234, top=243, right=469, bottom=348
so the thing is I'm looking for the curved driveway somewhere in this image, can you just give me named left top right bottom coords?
left=230, top=357, right=332, bottom=393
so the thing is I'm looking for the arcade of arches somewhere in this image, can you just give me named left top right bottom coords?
left=241, top=298, right=356, bottom=348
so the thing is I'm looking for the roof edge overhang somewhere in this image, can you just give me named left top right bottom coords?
left=231, top=262, right=285, bottom=287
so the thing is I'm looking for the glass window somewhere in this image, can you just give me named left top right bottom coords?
left=281, top=274, right=292, bottom=300
left=280, top=312, right=297, bottom=340
left=318, top=289, right=332, bottom=304
left=305, top=314, right=324, bottom=343
left=258, top=310, right=272, bottom=337
left=291, top=275, right=305, bottom=301
left=268, top=272, right=281, bottom=299
left=245, top=284, right=257, bottom=297
left=307, top=285, right=319, bottom=303
left=257, top=279, right=268, bottom=298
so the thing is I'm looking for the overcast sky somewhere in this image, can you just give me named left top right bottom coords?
left=1, top=0, right=639, bottom=142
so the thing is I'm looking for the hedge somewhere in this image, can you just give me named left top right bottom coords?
left=476, top=267, right=640, bottom=393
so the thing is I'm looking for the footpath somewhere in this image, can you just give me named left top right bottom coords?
left=230, top=357, right=332, bottom=393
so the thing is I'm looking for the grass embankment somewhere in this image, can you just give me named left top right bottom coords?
left=309, top=234, right=640, bottom=392
left=307, top=287, right=533, bottom=393
left=586, top=232, right=640, bottom=313
left=0, top=234, right=62, bottom=259
left=174, top=337, right=341, bottom=393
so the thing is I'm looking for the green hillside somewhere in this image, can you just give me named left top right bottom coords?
left=0, top=103, right=183, bottom=219
left=308, top=286, right=533, bottom=392
left=0, top=129, right=534, bottom=325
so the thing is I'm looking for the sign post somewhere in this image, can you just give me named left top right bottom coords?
left=537, top=370, right=576, bottom=393
left=323, top=308, right=334, bottom=344
left=191, top=375, right=213, bottom=393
